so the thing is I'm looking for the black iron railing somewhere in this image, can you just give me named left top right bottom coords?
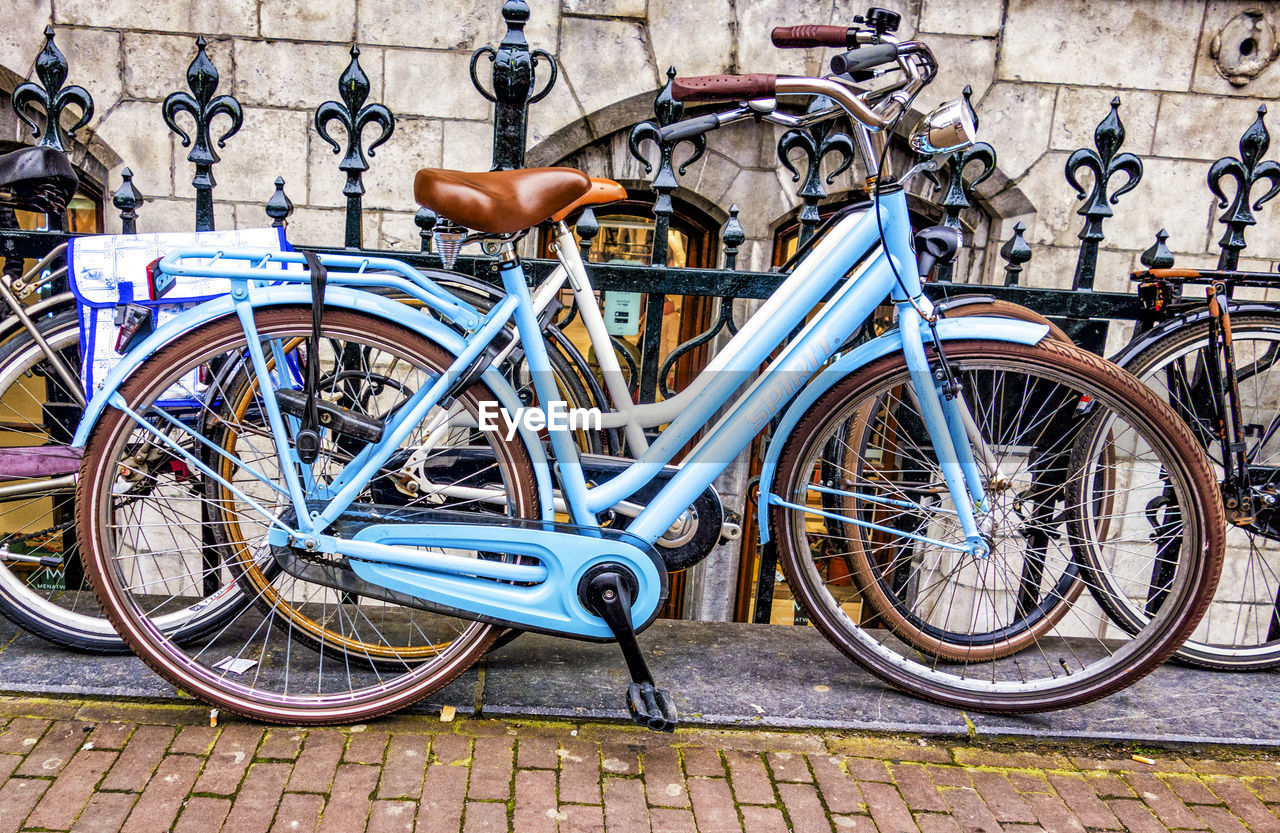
left=2, top=2, right=1277, bottom=623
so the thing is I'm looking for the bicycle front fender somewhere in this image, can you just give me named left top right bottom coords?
left=71, top=285, right=555, bottom=520
left=755, top=316, right=1051, bottom=543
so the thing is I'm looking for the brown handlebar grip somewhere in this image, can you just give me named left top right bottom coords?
left=771, top=25, right=851, bottom=48
left=670, top=74, right=778, bottom=103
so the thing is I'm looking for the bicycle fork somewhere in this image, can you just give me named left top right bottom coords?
left=897, top=302, right=990, bottom=558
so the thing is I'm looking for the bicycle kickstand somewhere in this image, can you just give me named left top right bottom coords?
left=582, top=570, right=679, bottom=732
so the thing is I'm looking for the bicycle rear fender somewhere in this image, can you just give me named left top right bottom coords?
left=756, top=316, right=1050, bottom=543
left=1109, top=300, right=1279, bottom=368
left=71, top=285, right=555, bottom=519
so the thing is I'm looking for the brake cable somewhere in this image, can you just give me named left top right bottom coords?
left=297, top=250, right=327, bottom=465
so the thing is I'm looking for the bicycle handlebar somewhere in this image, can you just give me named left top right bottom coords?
left=829, top=43, right=900, bottom=75
left=771, top=25, right=855, bottom=48
left=669, top=74, right=777, bottom=103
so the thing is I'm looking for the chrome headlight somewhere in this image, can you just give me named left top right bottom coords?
left=908, top=97, right=977, bottom=155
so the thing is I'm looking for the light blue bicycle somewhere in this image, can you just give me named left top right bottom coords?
left=71, top=27, right=1222, bottom=725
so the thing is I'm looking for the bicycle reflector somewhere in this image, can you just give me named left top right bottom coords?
left=146, top=256, right=176, bottom=300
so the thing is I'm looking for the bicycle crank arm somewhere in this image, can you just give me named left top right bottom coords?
left=266, top=519, right=667, bottom=640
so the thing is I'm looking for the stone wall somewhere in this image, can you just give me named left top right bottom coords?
left=0, top=0, right=1275, bottom=281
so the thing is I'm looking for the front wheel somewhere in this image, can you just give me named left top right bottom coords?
left=770, top=338, right=1223, bottom=712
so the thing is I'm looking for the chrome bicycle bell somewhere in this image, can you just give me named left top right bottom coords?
left=909, top=97, right=977, bottom=155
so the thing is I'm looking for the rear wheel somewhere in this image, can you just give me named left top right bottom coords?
left=78, top=307, right=540, bottom=723
left=771, top=339, right=1223, bottom=712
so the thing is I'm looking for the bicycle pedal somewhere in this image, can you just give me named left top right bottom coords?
left=627, top=682, right=678, bottom=732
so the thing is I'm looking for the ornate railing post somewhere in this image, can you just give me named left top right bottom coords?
left=928, top=88, right=995, bottom=283
left=1208, top=105, right=1280, bottom=271
left=471, top=0, right=558, bottom=171
left=721, top=204, right=744, bottom=271
left=12, top=26, right=94, bottom=153
left=316, top=45, right=395, bottom=249
left=1064, top=97, right=1142, bottom=290
left=265, top=176, right=293, bottom=228
left=112, top=168, right=143, bottom=234
left=415, top=207, right=437, bottom=253
left=777, top=97, right=854, bottom=247
left=163, top=37, right=243, bottom=232
left=628, top=67, right=707, bottom=403
left=999, top=221, right=1031, bottom=286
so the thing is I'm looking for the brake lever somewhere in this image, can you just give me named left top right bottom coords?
left=899, top=157, right=941, bottom=187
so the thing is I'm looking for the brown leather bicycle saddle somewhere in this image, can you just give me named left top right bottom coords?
left=413, top=167, right=591, bottom=234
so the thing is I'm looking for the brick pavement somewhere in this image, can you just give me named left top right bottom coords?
left=0, top=697, right=1278, bottom=832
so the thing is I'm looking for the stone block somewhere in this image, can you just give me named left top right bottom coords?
left=1051, top=87, right=1159, bottom=155
left=649, top=0, right=733, bottom=77
left=384, top=49, right=488, bottom=121
left=974, top=82, right=1056, bottom=180
left=443, top=118, right=496, bottom=172
left=0, top=1, right=52, bottom=78
left=735, top=1, right=823, bottom=79
left=1017, top=242, right=1132, bottom=292
left=307, top=115, right=438, bottom=210
left=1107, top=157, right=1218, bottom=252
left=1192, top=2, right=1280, bottom=99
left=721, top=168, right=798, bottom=243
left=558, top=17, right=657, bottom=116
left=260, top=0, right=355, bottom=42
left=123, top=33, right=232, bottom=101
left=1153, top=92, right=1275, bottom=160
left=93, top=101, right=175, bottom=195
left=175, top=108, right=309, bottom=205
left=920, top=0, right=1002, bottom=37
left=831, top=0, right=915, bottom=38
left=54, top=0, right=257, bottom=37
left=526, top=66, right=588, bottom=163
left=564, top=0, right=646, bottom=17
left=235, top=41, right=379, bottom=110
left=1000, top=0, right=1202, bottom=91
left=133, top=197, right=234, bottom=233
left=283, top=205, right=376, bottom=247
left=377, top=210, right=431, bottom=251
left=925, top=35, right=998, bottom=110
left=359, top=0, right=506, bottom=50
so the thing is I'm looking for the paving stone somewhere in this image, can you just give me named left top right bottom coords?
left=682, top=746, right=725, bottom=778
left=969, top=770, right=1037, bottom=823
left=941, top=786, right=1003, bottom=833
left=915, top=814, right=963, bottom=833
left=461, top=800, right=507, bottom=833
left=0, top=778, right=49, bottom=833
left=380, top=734, right=431, bottom=799
left=892, top=763, right=947, bottom=812
left=85, top=722, right=133, bottom=751
left=847, top=757, right=893, bottom=782
left=1163, top=774, right=1223, bottom=805
left=431, top=734, right=473, bottom=765
left=603, top=777, right=649, bottom=833
left=1084, top=772, right=1135, bottom=799
left=417, top=764, right=468, bottom=833
left=101, top=725, right=175, bottom=792
left=516, top=737, right=559, bottom=770
left=688, top=777, right=742, bottom=833
left=1045, top=773, right=1120, bottom=829
left=0, top=755, right=17, bottom=784
left=513, top=769, right=557, bottom=833
left=648, top=807, right=696, bottom=833
left=123, top=755, right=203, bottom=833
left=25, top=749, right=117, bottom=830
left=643, top=746, right=689, bottom=808
left=740, top=805, right=789, bottom=833
left=600, top=742, right=641, bottom=776
left=368, top=800, right=418, bottom=833
left=1194, top=805, right=1252, bottom=833
left=68, top=791, right=137, bottom=833
left=559, top=739, right=601, bottom=804
left=778, top=781, right=831, bottom=833
left=810, top=754, right=863, bottom=814
left=17, top=720, right=93, bottom=776
left=829, top=737, right=952, bottom=765
left=467, top=736, right=513, bottom=801
left=169, top=726, right=218, bottom=756
left=224, top=762, right=292, bottom=833
left=862, top=781, right=920, bottom=833
left=1024, top=792, right=1087, bottom=833
left=1007, top=772, right=1053, bottom=794
left=1107, top=799, right=1169, bottom=833
left=559, top=802, right=604, bottom=833
left=926, top=766, right=972, bottom=789
left=268, top=792, right=324, bottom=833
left=725, top=751, right=775, bottom=805
left=952, top=748, right=1072, bottom=771
left=1192, top=758, right=1280, bottom=777
left=193, top=723, right=261, bottom=795
left=345, top=729, right=391, bottom=765
left=173, top=795, right=231, bottom=833
left=767, top=750, right=812, bottom=783
left=831, top=815, right=880, bottom=831
left=1127, top=771, right=1209, bottom=829
left=256, top=729, right=303, bottom=761
left=288, top=730, right=346, bottom=793
left=1206, top=776, right=1280, bottom=833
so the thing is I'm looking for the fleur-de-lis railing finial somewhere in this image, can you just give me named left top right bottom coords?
left=471, top=0, right=558, bottom=171
left=999, top=221, right=1031, bottom=286
left=627, top=67, right=708, bottom=402
left=112, top=168, right=143, bottom=235
left=316, top=45, right=396, bottom=249
left=1064, top=97, right=1142, bottom=290
left=1208, top=105, right=1280, bottom=271
left=12, top=26, right=94, bottom=152
left=721, top=204, right=745, bottom=271
left=163, top=37, right=243, bottom=231
left=265, top=177, right=293, bottom=228
left=927, top=87, right=995, bottom=282
left=576, top=206, right=599, bottom=263
left=777, top=97, right=855, bottom=247
left=1140, top=228, right=1175, bottom=269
